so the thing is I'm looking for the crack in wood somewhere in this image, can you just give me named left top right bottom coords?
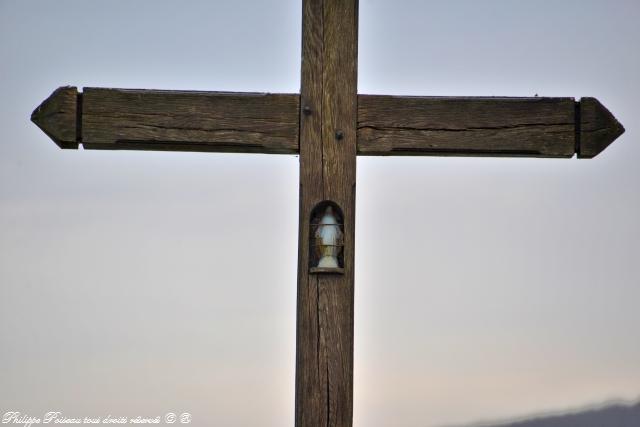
left=358, top=123, right=574, bottom=133
left=120, top=123, right=268, bottom=135
left=326, top=363, right=330, bottom=427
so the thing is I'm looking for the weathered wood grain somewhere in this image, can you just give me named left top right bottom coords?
left=33, top=87, right=300, bottom=154
left=579, top=97, right=625, bottom=158
left=82, top=88, right=300, bottom=154
left=358, top=95, right=582, bottom=157
left=31, top=86, right=79, bottom=149
left=295, top=0, right=358, bottom=426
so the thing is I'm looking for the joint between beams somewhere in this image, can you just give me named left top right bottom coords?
left=574, top=100, right=581, bottom=156
left=76, top=92, right=83, bottom=144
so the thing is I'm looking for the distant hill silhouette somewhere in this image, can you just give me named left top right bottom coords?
left=465, top=401, right=640, bottom=427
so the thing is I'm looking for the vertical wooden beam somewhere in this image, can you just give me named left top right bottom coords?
left=296, top=0, right=358, bottom=426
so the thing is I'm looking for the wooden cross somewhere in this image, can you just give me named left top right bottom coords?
left=31, top=1, right=624, bottom=426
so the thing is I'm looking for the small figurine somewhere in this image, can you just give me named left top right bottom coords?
left=315, top=206, right=343, bottom=268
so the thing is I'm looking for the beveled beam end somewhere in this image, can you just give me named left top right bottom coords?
left=31, top=86, right=79, bottom=149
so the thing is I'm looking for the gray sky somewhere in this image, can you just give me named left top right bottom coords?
left=1, top=1, right=639, bottom=426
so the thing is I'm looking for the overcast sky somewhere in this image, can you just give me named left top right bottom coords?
left=1, top=1, right=639, bottom=426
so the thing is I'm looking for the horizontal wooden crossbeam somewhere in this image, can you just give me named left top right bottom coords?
left=358, top=95, right=624, bottom=159
left=31, top=87, right=300, bottom=154
left=32, top=87, right=624, bottom=158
